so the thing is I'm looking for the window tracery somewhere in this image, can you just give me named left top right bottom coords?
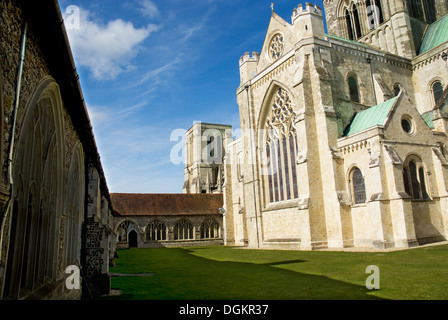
left=265, top=88, right=299, bottom=204
left=117, top=220, right=138, bottom=243
left=146, top=219, right=167, bottom=241
left=200, top=219, right=220, bottom=239
left=174, top=219, right=194, bottom=240
left=350, top=167, right=367, bottom=204
left=402, top=156, right=429, bottom=200
left=3, top=85, right=63, bottom=299
left=269, top=33, right=284, bottom=61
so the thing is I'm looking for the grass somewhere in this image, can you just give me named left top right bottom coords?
left=106, top=244, right=448, bottom=300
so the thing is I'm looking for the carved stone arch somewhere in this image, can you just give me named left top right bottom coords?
left=427, top=77, right=444, bottom=106
left=402, top=153, right=430, bottom=200
left=259, top=82, right=299, bottom=205
left=258, top=81, right=298, bottom=144
left=115, top=219, right=140, bottom=244
left=337, top=0, right=353, bottom=17
left=15, top=77, right=65, bottom=210
left=63, top=142, right=85, bottom=266
left=3, top=77, right=66, bottom=299
left=346, top=164, right=367, bottom=204
left=173, top=218, right=194, bottom=240
left=114, top=218, right=140, bottom=234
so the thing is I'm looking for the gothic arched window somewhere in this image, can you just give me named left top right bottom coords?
left=432, top=81, right=444, bottom=106
left=146, top=220, right=167, bottom=241
left=346, top=9, right=355, bottom=40
left=348, top=76, right=360, bottom=103
left=402, top=156, right=429, bottom=200
left=64, top=144, right=85, bottom=267
left=3, top=82, right=64, bottom=299
left=174, top=219, right=194, bottom=240
left=366, top=0, right=384, bottom=29
left=200, top=219, right=220, bottom=239
left=352, top=5, right=362, bottom=39
left=117, top=220, right=138, bottom=243
left=265, top=88, right=299, bottom=204
left=350, top=167, right=367, bottom=204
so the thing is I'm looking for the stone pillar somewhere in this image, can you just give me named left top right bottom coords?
left=81, top=163, right=110, bottom=298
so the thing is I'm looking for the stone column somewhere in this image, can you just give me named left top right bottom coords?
left=81, top=163, right=110, bottom=298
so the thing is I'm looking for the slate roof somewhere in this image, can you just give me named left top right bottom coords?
left=419, top=14, right=448, bottom=54
left=344, top=96, right=398, bottom=136
left=111, top=193, right=224, bottom=217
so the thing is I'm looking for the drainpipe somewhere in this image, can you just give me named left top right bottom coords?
left=0, top=22, right=28, bottom=261
left=245, top=85, right=260, bottom=248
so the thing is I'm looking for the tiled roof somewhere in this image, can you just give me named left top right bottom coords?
left=419, top=14, right=448, bottom=54
left=110, top=193, right=223, bottom=216
left=344, top=96, right=398, bottom=136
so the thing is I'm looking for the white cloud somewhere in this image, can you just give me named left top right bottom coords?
left=138, top=0, right=160, bottom=19
left=64, top=8, right=160, bottom=80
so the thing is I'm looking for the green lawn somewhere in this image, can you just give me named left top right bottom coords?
left=107, top=244, right=448, bottom=300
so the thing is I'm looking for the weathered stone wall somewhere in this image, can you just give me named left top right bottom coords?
left=0, top=0, right=113, bottom=300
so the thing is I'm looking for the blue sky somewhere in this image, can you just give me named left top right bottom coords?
left=58, top=0, right=324, bottom=193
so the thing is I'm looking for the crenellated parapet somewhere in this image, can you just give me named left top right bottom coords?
left=291, top=2, right=323, bottom=23
left=239, top=52, right=260, bottom=85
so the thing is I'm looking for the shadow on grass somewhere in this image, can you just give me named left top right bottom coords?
left=105, top=248, right=384, bottom=300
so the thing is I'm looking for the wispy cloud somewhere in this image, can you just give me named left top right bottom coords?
left=64, top=7, right=160, bottom=80
left=138, top=0, right=160, bottom=19
left=129, top=58, right=181, bottom=89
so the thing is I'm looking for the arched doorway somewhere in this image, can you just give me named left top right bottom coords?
left=128, top=230, right=138, bottom=248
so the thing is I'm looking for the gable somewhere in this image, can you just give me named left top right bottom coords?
left=256, top=12, right=294, bottom=72
left=343, top=90, right=435, bottom=139
left=382, top=93, right=435, bottom=141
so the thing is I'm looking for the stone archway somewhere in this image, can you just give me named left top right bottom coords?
left=128, top=230, right=138, bottom=248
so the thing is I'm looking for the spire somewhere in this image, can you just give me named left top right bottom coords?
left=271, top=3, right=274, bottom=13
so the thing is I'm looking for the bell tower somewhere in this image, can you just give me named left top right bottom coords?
left=183, top=122, right=233, bottom=194
left=323, top=0, right=448, bottom=58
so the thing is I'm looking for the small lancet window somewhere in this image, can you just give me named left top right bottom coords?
left=432, top=81, right=444, bottom=106
left=348, top=76, right=360, bottom=103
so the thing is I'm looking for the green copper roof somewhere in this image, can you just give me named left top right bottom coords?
left=419, top=14, right=448, bottom=54
left=422, top=111, right=435, bottom=129
left=326, top=34, right=371, bottom=48
left=344, top=97, right=397, bottom=136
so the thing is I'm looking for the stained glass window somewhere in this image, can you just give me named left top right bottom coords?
left=352, top=167, right=367, bottom=204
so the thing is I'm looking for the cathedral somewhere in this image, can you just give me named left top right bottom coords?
left=186, top=0, right=448, bottom=251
